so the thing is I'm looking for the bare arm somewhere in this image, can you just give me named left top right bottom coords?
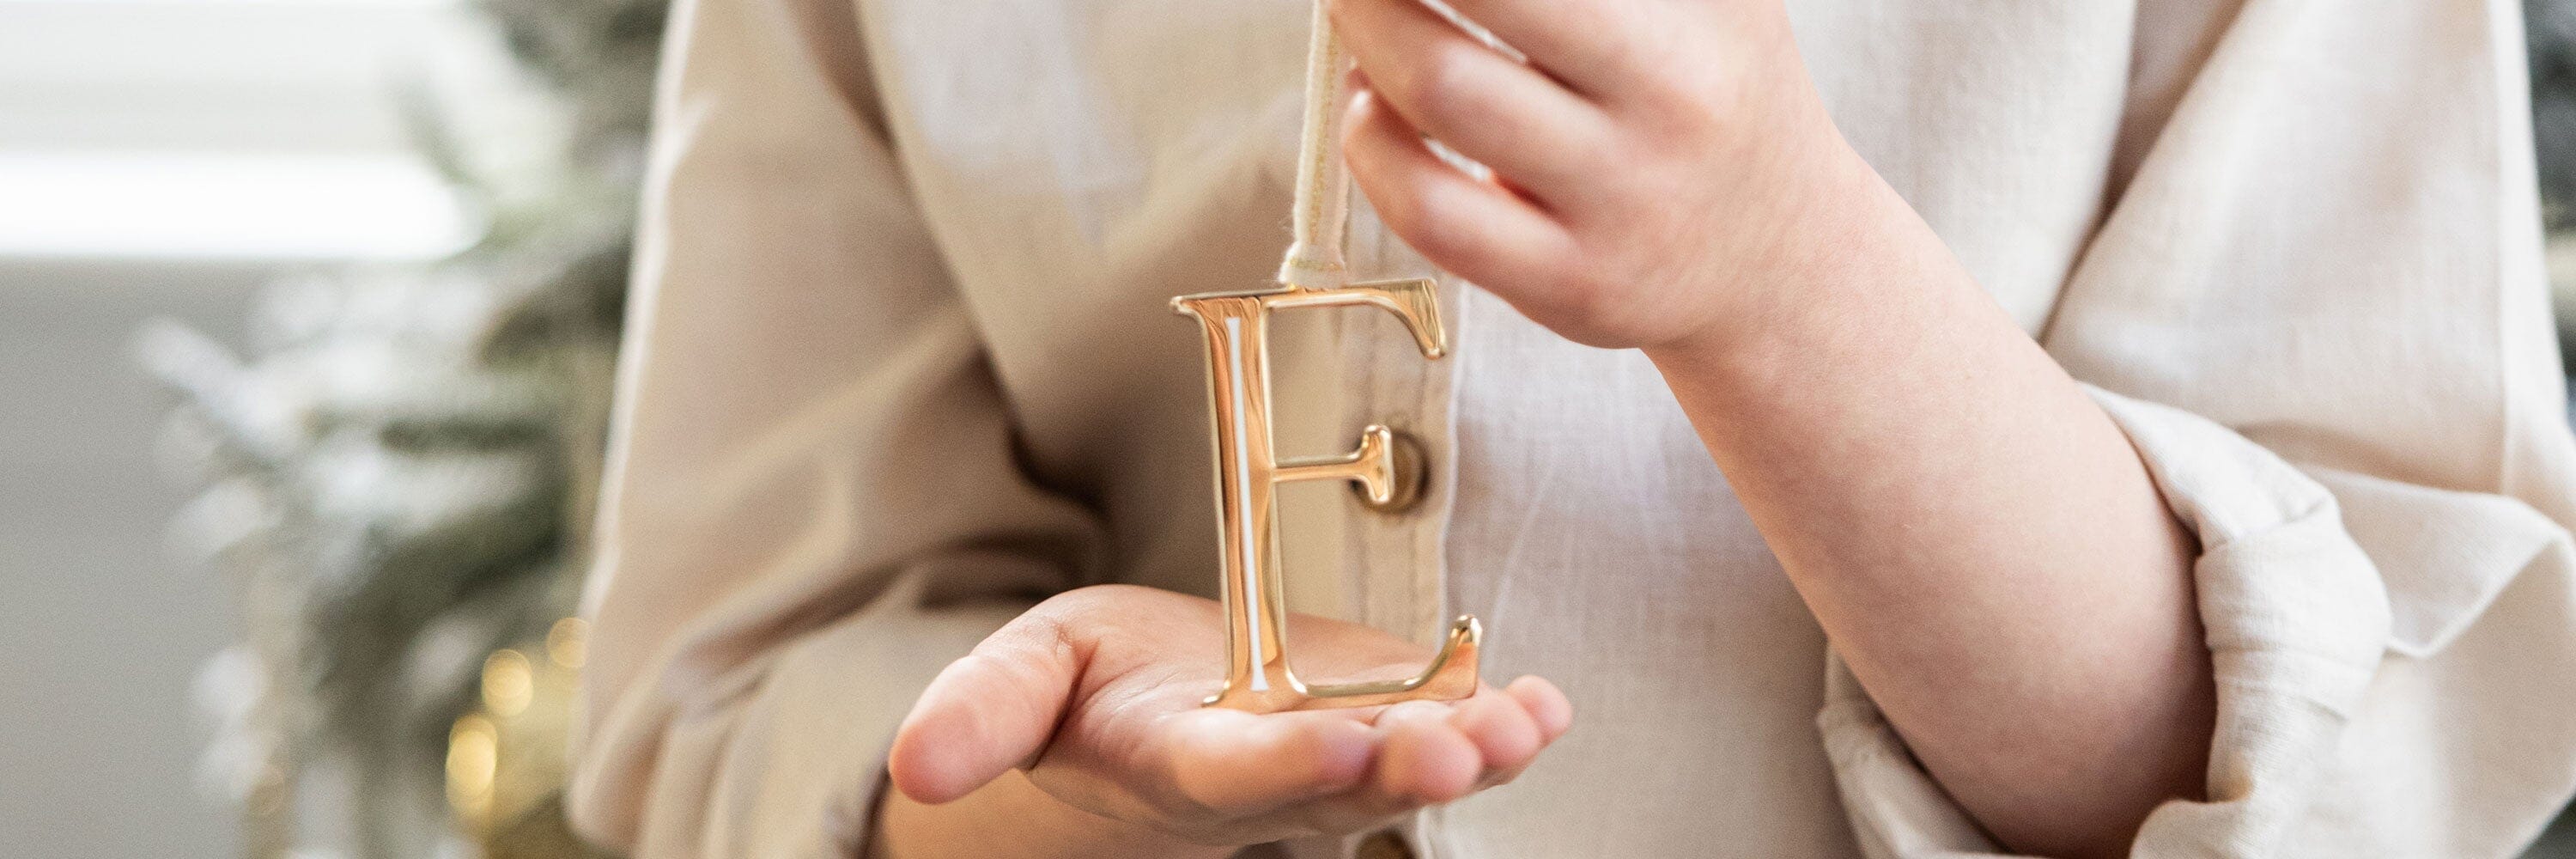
left=1328, top=0, right=2209, bottom=853
left=1645, top=169, right=2208, bottom=858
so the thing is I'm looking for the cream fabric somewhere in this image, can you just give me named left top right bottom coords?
left=566, top=0, right=2576, bottom=856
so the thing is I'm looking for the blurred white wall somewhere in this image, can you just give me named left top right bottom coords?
left=0, top=1, right=504, bottom=856
left=1, top=259, right=264, bottom=857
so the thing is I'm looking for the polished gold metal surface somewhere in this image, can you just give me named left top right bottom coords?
left=1173, top=277, right=1481, bottom=712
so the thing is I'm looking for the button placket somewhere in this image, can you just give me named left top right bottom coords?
left=1339, top=208, right=1465, bottom=650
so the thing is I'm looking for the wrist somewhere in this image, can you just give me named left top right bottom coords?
left=1643, top=156, right=1964, bottom=391
left=872, top=771, right=1231, bottom=859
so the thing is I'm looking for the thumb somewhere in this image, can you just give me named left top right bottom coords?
left=886, top=613, right=1084, bottom=804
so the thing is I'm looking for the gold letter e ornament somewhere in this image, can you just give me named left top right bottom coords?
left=1169, top=3, right=1482, bottom=714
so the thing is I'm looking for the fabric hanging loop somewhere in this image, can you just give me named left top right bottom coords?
left=1276, top=0, right=1354, bottom=289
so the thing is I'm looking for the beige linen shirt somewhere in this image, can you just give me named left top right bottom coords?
left=568, top=0, right=2576, bottom=856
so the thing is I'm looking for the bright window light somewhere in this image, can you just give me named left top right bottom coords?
left=0, top=151, right=480, bottom=261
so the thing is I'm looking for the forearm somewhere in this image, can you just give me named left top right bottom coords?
left=1320, top=0, right=2212, bottom=848
left=1645, top=162, right=2212, bottom=858
left=872, top=771, right=1230, bottom=859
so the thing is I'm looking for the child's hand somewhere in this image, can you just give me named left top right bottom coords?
left=1333, top=0, right=1874, bottom=352
left=879, top=585, right=1571, bottom=856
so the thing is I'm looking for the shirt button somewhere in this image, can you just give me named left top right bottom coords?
left=1351, top=427, right=1429, bottom=515
left=1354, top=830, right=1415, bottom=859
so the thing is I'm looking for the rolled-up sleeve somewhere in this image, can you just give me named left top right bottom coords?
left=1818, top=0, right=2576, bottom=856
left=562, top=0, right=1102, bottom=854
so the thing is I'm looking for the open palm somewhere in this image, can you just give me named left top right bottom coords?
left=886, top=584, right=1571, bottom=846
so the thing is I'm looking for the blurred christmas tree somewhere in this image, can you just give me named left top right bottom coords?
left=2509, top=6, right=2574, bottom=854
left=2534, top=0, right=2576, bottom=228
left=2531, top=0, right=2576, bottom=384
left=143, top=0, right=663, bottom=856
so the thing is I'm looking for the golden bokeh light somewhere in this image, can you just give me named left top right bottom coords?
left=481, top=649, right=534, bottom=718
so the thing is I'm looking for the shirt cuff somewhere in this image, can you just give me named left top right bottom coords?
left=569, top=561, right=1034, bottom=858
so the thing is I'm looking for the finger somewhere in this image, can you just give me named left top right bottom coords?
left=1267, top=697, right=1503, bottom=832
left=1371, top=701, right=1484, bottom=803
left=1342, top=89, right=1578, bottom=290
left=1160, top=709, right=1377, bottom=815
left=1433, top=0, right=1659, bottom=97
left=1504, top=675, right=1573, bottom=744
left=1447, top=689, right=1542, bottom=784
left=886, top=616, right=1083, bottom=804
left=1327, top=0, right=1608, bottom=193
left=1279, top=780, right=1427, bottom=837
